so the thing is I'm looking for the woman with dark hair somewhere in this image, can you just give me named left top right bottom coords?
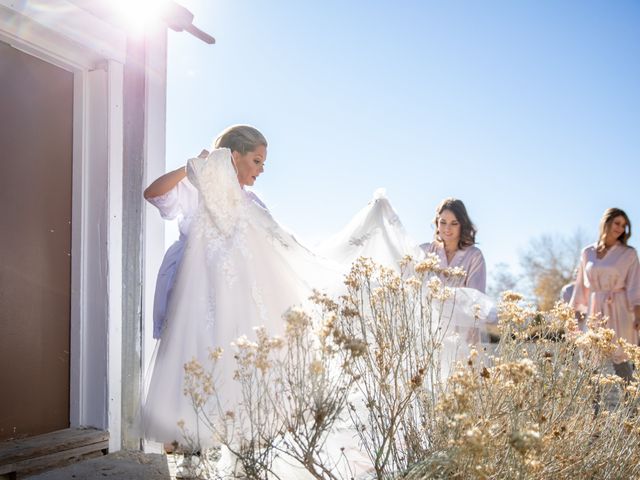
left=420, top=198, right=486, bottom=292
left=570, top=208, right=640, bottom=381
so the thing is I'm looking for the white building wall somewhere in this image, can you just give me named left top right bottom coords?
left=106, top=59, right=125, bottom=452
left=0, top=0, right=168, bottom=453
left=142, top=25, right=168, bottom=378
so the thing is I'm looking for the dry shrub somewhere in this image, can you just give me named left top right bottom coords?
left=405, top=294, right=640, bottom=480
left=180, top=257, right=640, bottom=479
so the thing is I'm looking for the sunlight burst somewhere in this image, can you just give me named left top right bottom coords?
left=110, top=0, right=171, bottom=32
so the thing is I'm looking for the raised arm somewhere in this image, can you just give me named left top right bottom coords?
left=143, top=166, right=187, bottom=200
left=143, top=149, right=209, bottom=200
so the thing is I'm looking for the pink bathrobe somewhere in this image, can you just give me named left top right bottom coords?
left=571, top=242, right=640, bottom=363
left=420, top=242, right=487, bottom=293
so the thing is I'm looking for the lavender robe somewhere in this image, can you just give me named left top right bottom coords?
left=147, top=178, right=199, bottom=338
left=420, top=242, right=487, bottom=293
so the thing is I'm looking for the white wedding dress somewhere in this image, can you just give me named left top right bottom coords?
left=142, top=151, right=493, bottom=478
left=317, top=188, right=492, bottom=375
left=142, top=148, right=342, bottom=447
left=316, top=188, right=425, bottom=268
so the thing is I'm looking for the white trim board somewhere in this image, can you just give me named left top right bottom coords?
left=0, top=0, right=126, bottom=67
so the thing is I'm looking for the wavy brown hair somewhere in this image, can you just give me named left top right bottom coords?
left=597, top=207, right=631, bottom=253
left=433, top=198, right=477, bottom=249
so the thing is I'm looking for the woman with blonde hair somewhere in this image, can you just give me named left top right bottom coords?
left=144, top=125, right=268, bottom=339
left=420, top=197, right=486, bottom=292
left=142, top=124, right=341, bottom=453
left=571, top=207, right=640, bottom=381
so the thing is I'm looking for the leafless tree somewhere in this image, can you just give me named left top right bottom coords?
left=519, top=229, right=588, bottom=310
left=487, top=262, right=522, bottom=300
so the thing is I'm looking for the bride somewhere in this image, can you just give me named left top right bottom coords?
left=142, top=125, right=341, bottom=448
left=143, top=127, right=494, bottom=479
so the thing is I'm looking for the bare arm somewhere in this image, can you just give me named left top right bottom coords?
left=634, top=305, right=640, bottom=330
left=143, top=166, right=187, bottom=199
left=143, top=149, right=209, bottom=199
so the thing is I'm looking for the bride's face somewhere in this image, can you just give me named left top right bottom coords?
left=232, top=145, right=267, bottom=187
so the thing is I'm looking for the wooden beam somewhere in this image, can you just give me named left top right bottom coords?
left=120, top=33, right=146, bottom=451
left=0, top=428, right=108, bottom=477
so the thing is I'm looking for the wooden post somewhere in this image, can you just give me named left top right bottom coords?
left=120, top=32, right=146, bottom=451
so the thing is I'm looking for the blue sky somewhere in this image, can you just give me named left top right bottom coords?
left=164, top=0, right=640, bottom=289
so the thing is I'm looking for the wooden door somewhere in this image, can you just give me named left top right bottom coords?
left=0, top=42, right=73, bottom=441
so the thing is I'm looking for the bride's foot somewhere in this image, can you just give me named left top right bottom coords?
left=164, top=440, right=179, bottom=454
left=165, top=440, right=202, bottom=456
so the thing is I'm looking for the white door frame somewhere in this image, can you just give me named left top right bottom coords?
left=0, top=1, right=126, bottom=452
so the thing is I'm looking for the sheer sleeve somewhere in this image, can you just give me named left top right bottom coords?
left=146, top=177, right=196, bottom=220
left=570, top=248, right=589, bottom=314
left=625, top=248, right=640, bottom=309
left=465, top=248, right=487, bottom=293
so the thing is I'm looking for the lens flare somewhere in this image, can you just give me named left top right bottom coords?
left=109, top=0, right=171, bottom=32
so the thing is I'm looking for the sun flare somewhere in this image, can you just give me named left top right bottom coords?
left=109, top=0, right=171, bottom=31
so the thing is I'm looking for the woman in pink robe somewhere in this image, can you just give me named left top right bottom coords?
left=571, top=208, right=640, bottom=380
left=420, top=198, right=486, bottom=293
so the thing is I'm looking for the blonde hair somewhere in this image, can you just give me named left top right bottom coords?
left=213, top=125, right=267, bottom=154
left=597, top=208, right=631, bottom=253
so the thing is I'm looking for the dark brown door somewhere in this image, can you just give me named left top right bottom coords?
left=0, top=42, right=73, bottom=441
